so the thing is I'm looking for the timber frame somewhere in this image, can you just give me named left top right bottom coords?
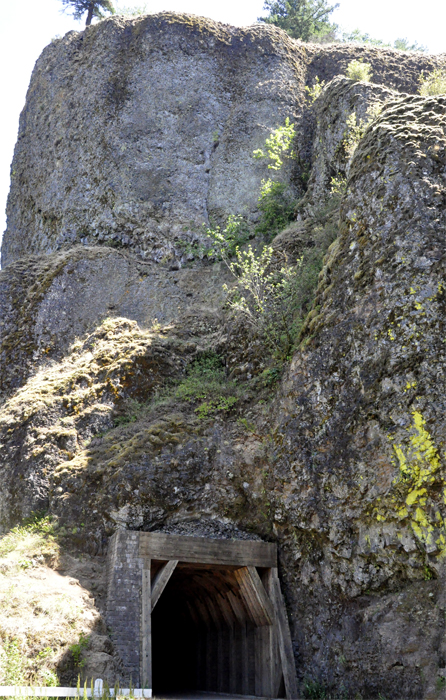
left=106, top=531, right=298, bottom=699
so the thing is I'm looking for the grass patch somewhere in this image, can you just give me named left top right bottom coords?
left=114, top=352, right=243, bottom=425
left=0, top=513, right=100, bottom=687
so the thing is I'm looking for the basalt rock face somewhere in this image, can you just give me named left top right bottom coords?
left=1, top=12, right=446, bottom=700
left=271, top=94, right=446, bottom=699
left=3, top=13, right=445, bottom=268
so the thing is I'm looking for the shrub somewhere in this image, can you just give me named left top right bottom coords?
left=224, top=245, right=302, bottom=358
left=305, top=76, right=326, bottom=103
left=253, top=117, right=296, bottom=171
left=178, top=215, right=250, bottom=262
left=256, top=179, right=296, bottom=240
left=345, top=59, right=373, bottom=82
left=419, top=68, right=446, bottom=96
left=342, top=103, right=382, bottom=159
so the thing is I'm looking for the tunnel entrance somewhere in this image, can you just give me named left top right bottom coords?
left=151, top=564, right=276, bottom=696
left=106, top=531, right=297, bottom=699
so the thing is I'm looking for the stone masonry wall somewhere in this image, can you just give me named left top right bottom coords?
left=106, top=530, right=142, bottom=685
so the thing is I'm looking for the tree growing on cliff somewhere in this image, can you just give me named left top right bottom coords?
left=61, top=0, right=115, bottom=26
left=258, top=0, right=339, bottom=42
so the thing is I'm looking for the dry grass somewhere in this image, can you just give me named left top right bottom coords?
left=0, top=515, right=100, bottom=687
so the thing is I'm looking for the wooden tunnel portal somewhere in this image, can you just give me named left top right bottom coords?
left=107, top=531, right=298, bottom=699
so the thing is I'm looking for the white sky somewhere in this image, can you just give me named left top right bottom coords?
left=1, top=0, right=446, bottom=250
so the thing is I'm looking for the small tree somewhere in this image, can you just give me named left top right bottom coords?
left=258, top=0, right=339, bottom=42
left=61, top=0, right=115, bottom=26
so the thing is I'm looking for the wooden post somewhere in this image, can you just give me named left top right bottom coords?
left=151, top=560, right=178, bottom=610
left=269, top=569, right=298, bottom=700
left=141, top=563, right=152, bottom=691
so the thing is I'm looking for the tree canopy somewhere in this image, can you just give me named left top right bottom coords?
left=61, top=0, right=115, bottom=26
left=258, top=0, right=339, bottom=42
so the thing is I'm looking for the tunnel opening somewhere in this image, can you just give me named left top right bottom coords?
left=106, top=531, right=297, bottom=698
left=151, top=563, right=271, bottom=696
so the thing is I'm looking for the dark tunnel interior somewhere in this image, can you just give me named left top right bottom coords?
left=150, top=563, right=284, bottom=697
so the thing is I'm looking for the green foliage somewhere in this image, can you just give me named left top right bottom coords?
left=116, top=3, right=148, bottom=15
left=437, top=676, right=446, bottom=691
left=178, top=215, right=250, bottom=262
left=345, top=59, right=373, bottom=82
left=303, top=677, right=327, bottom=699
left=419, top=69, right=446, bottom=96
left=394, top=37, right=427, bottom=52
left=203, top=216, right=251, bottom=258
left=69, top=632, right=89, bottom=667
left=0, top=637, right=26, bottom=685
left=305, top=76, right=326, bottom=103
left=61, top=0, right=115, bottom=26
left=253, top=118, right=298, bottom=239
left=0, top=512, right=57, bottom=557
left=253, top=117, right=296, bottom=170
left=340, top=28, right=391, bottom=47
left=330, top=175, right=347, bottom=196
left=256, top=179, right=296, bottom=239
left=342, top=103, right=382, bottom=159
left=259, top=0, right=339, bottom=42
left=340, top=29, right=426, bottom=51
left=424, top=565, right=434, bottom=580
left=174, top=353, right=240, bottom=419
left=224, top=245, right=302, bottom=358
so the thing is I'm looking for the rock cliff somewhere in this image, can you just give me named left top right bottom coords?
left=1, top=12, right=446, bottom=699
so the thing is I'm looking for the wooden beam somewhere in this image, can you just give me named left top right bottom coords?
left=269, top=569, right=298, bottom=700
left=139, top=532, right=277, bottom=567
left=151, top=559, right=178, bottom=610
left=140, top=564, right=151, bottom=690
left=234, top=566, right=274, bottom=627
left=227, top=590, right=247, bottom=626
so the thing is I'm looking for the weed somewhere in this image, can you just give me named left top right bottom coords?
left=303, top=677, right=327, bottom=699
left=237, top=417, right=257, bottom=433
left=0, top=637, right=26, bottom=684
left=437, top=676, right=446, bottom=691
left=419, top=68, right=446, bottom=96
left=175, top=353, right=240, bottom=419
left=69, top=632, right=90, bottom=668
left=346, top=59, right=373, bottom=82
left=305, top=76, right=326, bottom=103
left=424, top=565, right=434, bottom=580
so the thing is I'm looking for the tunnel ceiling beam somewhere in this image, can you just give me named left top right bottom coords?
left=139, top=532, right=277, bottom=567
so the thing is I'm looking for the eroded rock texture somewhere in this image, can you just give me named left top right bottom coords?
left=1, top=12, right=446, bottom=699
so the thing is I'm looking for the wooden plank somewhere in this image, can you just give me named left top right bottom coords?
left=139, top=532, right=277, bottom=567
left=263, top=568, right=282, bottom=698
left=241, top=623, right=250, bottom=696
left=234, top=566, right=274, bottom=627
left=269, top=569, right=298, bottom=700
left=141, top=564, right=152, bottom=690
left=151, top=559, right=178, bottom=610
left=227, top=590, right=247, bottom=625
left=255, top=624, right=273, bottom=698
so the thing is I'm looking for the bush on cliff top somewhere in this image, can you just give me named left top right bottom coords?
left=419, top=68, right=446, bottom=96
left=345, top=59, right=373, bottom=82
